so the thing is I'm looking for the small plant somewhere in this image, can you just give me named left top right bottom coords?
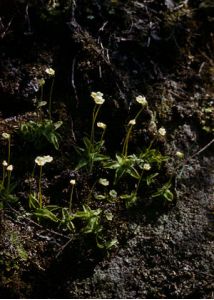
left=90, top=92, right=105, bottom=146
left=60, top=207, right=75, bottom=231
left=73, top=205, right=117, bottom=249
left=20, top=119, right=62, bottom=150
left=75, top=136, right=108, bottom=172
left=122, top=95, right=147, bottom=157
left=33, top=155, right=53, bottom=208
left=45, top=67, right=55, bottom=120
left=75, top=92, right=108, bottom=172
left=69, top=179, right=76, bottom=213
left=104, top=153, right=141, bottom=184
left=33, top=205, right=59, bottom=222
left=0, top=163, right=17, bottom=207
left=2, top=132, right=11, bottom=164
left=152, top=181, right=174, bottom=202
left=0, top=133, right=17, bottom=205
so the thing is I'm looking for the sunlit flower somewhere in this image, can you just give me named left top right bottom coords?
left=158, top=127, right=166, bottom=136
left=45, top=68, right=55, bottom=76
left=7, top=165, right=13, bottom=172
left=109, top=189, right=117, bottom=198
left=99, top=178, right=109, bottom=186
left=105, top=212, right=113, bottom=221
left=70, top=179, right=76, bottom=185
left=91, top=91, right=105, bottom=105
left=149, top=121, right=157, bottom=132
left=176, top=151, right=184, bottom=159
left=97, top=122, right=107, bottom=129
left=2, top=132, right=10, bottom=140
left=35, top=155, right=53, bottom=166
left=43, top=155, right=53, bottom=163
left=128, top=119, right=136, bottom=126
left=2, top=160, right=8, bottom=167
left=136, top=95, right=148, bottom=106
left=38, top=78, right=45, bottom=86
left=143, top=163, right=151, bottom=171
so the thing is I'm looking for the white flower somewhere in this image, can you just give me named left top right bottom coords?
left=176, top=151, right=184, bottom=159
left=158, top=127, right=166, bottom=136
left=91, top=91, right=105, bottom=105
left=92, top=91, right=103, bottom=97
left=43, top=155, right=53, bottom=163
left=38, top=78, right=45, bottom=86
left=109, top=190, right=117, bottom=198
left=2, top=160, right=8, bottom=167
left=97, top=122, right=107, bottom=129
left=105, top=212, right=113, bottom=221
left=136, top=95, right=148, bottom=106
left=7, top=165, right=13, bottom=172
left=99, top=178, right=109, bottom=186
left=143, top=163, right=151, bottom=171
left=70, top=179, right=76, bottom=185
left=45, top=68, right=55, bottom=76
left=128, top=119, right=136, bottom=126
left=2, top=132, right=10, bottom=140
left=35, top=155, right=53, bottom=166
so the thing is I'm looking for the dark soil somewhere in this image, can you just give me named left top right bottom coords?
left=0, top=0, right=214, bottom=298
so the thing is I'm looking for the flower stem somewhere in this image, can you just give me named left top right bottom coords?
left=48, top=77, right=55, bottom=120
left=100, top=128, right=106, bottom=146
left=122, top=107, right=143, bottom=157
left=38, top=166, right=43, bottom=208
left=135, top=170, right=144, bottom=194
left=69, top=185, right=74, bottom=213
left=8, top=136, right=11, bottom=165
left=90, top=104, right=101, bottom=147
left=122, top=125, right=133, bottom=157
left=6, top=170, right=11, bottom=195
left=2, top=166, right=6, bottom=188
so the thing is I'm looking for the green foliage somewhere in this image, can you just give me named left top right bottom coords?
left=0, top=90, right=174, bottom=254
left=152, top=181, right=174, bottom=202
left=0, top=182, right=18, bottom=204
left=104, top=149, right=166, bottom=185
left=34, top=206, right=59, bottom=222
left=60, top=207, right=75, bottom=231
left=74, top=205, right=103, bottom=235
left=104, top=154, right=141, bottom=184
left=75, top=137, right=108, bottom=172
left=120, top=192, right=138, bottom=208
left=20, top=119, right=62, bottom=150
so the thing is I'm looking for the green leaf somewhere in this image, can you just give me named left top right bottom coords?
left=54, top=121, right=63, bottom=130
left=120, top=192, right=138, bottom=208
left=146, top=173, right=159, bottom=185
left=94, top=194, right=106, bottom=200
left=105, top=238, right=118, bottom=249
left=34, top=208, right=59, bottom=222
left=29, top=193, right=39, bottom=209
left=152, top=181, right=174, bottom=202
left=127, top=166, right=140, bottom=179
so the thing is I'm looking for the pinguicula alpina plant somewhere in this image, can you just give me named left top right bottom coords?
left=34, top=155, right=53, bottom=208
left=75, top=93, right=108, bottom=172
left=122, top=96, right=147, bottom=157
left=69, top=179, right=76, bottom=213
left=97, top=122, right=107, bottom=146
left=90, top=92, right=105, bottom=147
left=1, top=160, right=8, bottom=189
left=158, top=127, right=166, bottom=137
left=2, top=132, right=11, bottom=164
left=45, top=67, right=55, bottom=120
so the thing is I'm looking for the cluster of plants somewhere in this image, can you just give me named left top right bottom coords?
left=0, top=67, right=179, bottom=251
